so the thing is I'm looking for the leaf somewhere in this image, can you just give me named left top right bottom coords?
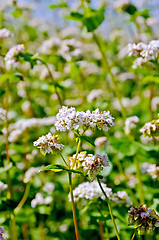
left=67, top=12, right=84, bottom=21
left=79, top=136, right=95, bottom=146
left=12, top=8, right=23, bottom=18
left=143, top=75, right=159, bottom=84
left=0, top=163, right=13, bottom=174
left=39, top=164, right=84, bottom=176
left=20, top=53, right=37, bottom=69
left=49, top=3, right=68, bottom=9
left=110, top=137, right=137, bottom=156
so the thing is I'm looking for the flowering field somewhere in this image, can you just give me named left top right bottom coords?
left=0, top=0, right=159, bottom=239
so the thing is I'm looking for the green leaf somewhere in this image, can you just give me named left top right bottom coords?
left=67, top=12, right=84, bottom=21
left=143, top=75, right=159, bottom=84
left=20, top=53, right=37, bottom=69
left=39, top=164, right=84, bottom=175
left=110, top=137, right=137, bottom=156
left=79, top=136, right=95, bottom=146
left=49, top=3, right=68, bottom=9
left=12, top=8, right=23, bottom=18
left=0, top=163, right=13, bottom=174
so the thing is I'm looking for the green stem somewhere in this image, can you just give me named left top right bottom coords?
left=59, top=152, right=68, bottom=167
left=131, top=231, right=136, bottom=240
left=14, top=183, right=30, bottom=214
left=36, top=58, right=62, bottom=106
left=68, top=173, right=80, bottom=240
left=134, top=157, right=144, bottom=204
left=97, top=177, right=121, bottom=240
left=92, top=32, right=126, bottom=121
left=97, top=205, right=109, bottom=240
left=72, top=138, right=81, bottom=169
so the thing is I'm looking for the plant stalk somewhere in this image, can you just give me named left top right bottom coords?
left=68, top=173, right=80, bottom=240
left=14, top=183, right=30, bottom=214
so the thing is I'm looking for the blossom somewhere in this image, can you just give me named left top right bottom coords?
left=33, top=133, right=64, bottom=155
left=43, top=182, right=55, bottom=194
left=140, top=118, right=159, bottom=137
left=111, top=191, right=132, bottom=207
left=141, top=163, right=159, bottom=179
left=55, top=106, right=114, bottom=132
left=69, top=181, right=112, bottom=202
left=0, top=108, right=6, bottom=122
left=0, top=227, right=5, bottom=240
left=128, top=205, right=159, bottom=234
left=5, top=44, right=25, bottom=70
left=69, top=151, right=109, bottom=181
left=95, top=136, right=107, bottom=147
left=0, top=28, right=13, bottom=39
left=87, top=89, right=103, bottom=102
left=124, top=116, right=139, bottom=135
left=0, top=181, right=8, bottom=191
left=31, top=193, right=53, bottom=208
left=24, top=166, right=44, bottom=183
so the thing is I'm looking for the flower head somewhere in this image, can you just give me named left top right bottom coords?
left=0, top=28, right=13, bottom=39
left=55, top=106, right=114, bottom=132
left=128, top=205, right=159, bottom=234
left=124, top=116, right=139, bottom=135
left=140, top=118, right=159, bottom=138
left=0, top=227, right=5, bottom=240
left=0, top=108, right=6, bottom=122
left=5, top=44, right=25, bottom=70
left=33, top=132, right=64, bottom=155
left=69, top=151, right=109, bottom=181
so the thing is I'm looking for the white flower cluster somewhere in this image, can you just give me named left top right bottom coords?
left=0, top=28, right=13, bottom=39
left=55, top=106, right=114, bottom=132
left=140, top=119, right=159, bottom=137
left=58, top=39, right=82, bottom=62
left=0, top=181, right=8, bottom=191
left=31, top=193, right=53, bottom=208
left=124, top=116, right=139, bottom=135
left=34, top=133, right=64, bottom=155
left=5, top=44, right=25, bottom=70
left=69, top=181, right=112, bottom=202
left=43, top=182, right=55, bottom=194
left=111, top=191, right=132, bottom=207
left=77, top=60, right=100, bottom=77
left=141, top=163, right=159, bottom=179
left=87, top=89, right=103, bottom=103
left=38, top=37, right=61, bottom=54
left=127, top=40, right=159, bottom=68
left=0, top=108, right=6, bottom=121
left=24, top=166, right=44, bottom=183
left=5, top=116, right=56, bottom=142
left=69, top=151, right=109, bottom=181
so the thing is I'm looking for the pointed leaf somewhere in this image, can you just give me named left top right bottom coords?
left=80, top=136, right=95, bottom=146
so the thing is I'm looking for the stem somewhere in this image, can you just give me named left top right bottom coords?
left=131, top=231, right=136, bottom=240
left=97, top=177, right=120, bottom=240
left=36, top=58, right=62, bottom=106
left=14, top=183, right=30, bottom=214
left=134, top=157, right=144, bottom=204
left=92, top=32, right=126, bottom=121
left=39, top=221, right=46, bottom=240
left=72, top=138, right=81, bottom=169
left=99, top=221, right=105, bottom=240
left=97, top=205, right=109, bottom=240
left=68, top=173, right=80, bottom=240
left=59, top=152, right=68, bottom=167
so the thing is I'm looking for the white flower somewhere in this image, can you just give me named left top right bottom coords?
left=140, top=119, right=159, bottom=137
left=31, top=193, right=53, bottom=208
left=69, top=181, right=112, bottom=202
left=0, top=108, right=6, bottom=121
left=0, top=181, right=8, bottom=191
left=55, top=106, right=114, bottom=132
left=87, top=89, right=103, bottom=102
left=69, top=152, right=109, bottom=181
left=43, top=182, right=55, bottom=194
left=5, top=44, right=25, bottom=70
left=141, top=162, right=159, bottom=179
left=33, top=133, right=64, bottom=155
left=111, top=191, right=132, bottom=206
left=124, top=116, right=139, bottom=135
left=24, top=166, right=44, bottom=183
left=0, top=28, right=13, bottom=39
left=95, top=136, right=107, bottom=147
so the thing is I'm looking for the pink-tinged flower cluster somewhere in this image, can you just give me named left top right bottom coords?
left=69, top=151, right=109, bottom=181
left=55, top=106, right=114, bottom=132
left=5, top=44, right=25, bottom=70
left=140, top=119, right=159, bottom=137
left=127, top=40, right=159, bottom=68
left=128, top=205, right=159, bottom=235
left=33, top=132, right=64, bottom=156
left=0, top=227, right=5, bottom=240
left=0, top=28, right=13, bottom=39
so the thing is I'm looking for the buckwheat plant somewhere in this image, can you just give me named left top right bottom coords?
left=34, top=106, right=121, bottom=240
left=128, top=205, right=159, bottom=237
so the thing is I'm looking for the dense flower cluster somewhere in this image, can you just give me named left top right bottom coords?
left=33, top=133, right=64, bottom=155
left=127, top=40, right=159, bottom=68
left=140, top=119, right=159, bottom=137
left=69, top=181, right=112, bottom=202
left=31, top=193, right=53, bottom=208
left=0, top=227, right=5, bottom=240
left=24, top=166, right=44, bottom=183
left=128, top=205, right=159, bottom=234
left=111, top=191, right=132, bottom=207
left=55, top=106, right=114, bottom=132
left=0, top=28, right=13, bottom=39
left=0, top=108, right=6, bottom=122
left=124, top=116, right=139, bottom=135
left=5, top=44, right=25, bottom=70
left=69, top=151, right=109, bottom=181
left=142, top=163, right=159, bottom=179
